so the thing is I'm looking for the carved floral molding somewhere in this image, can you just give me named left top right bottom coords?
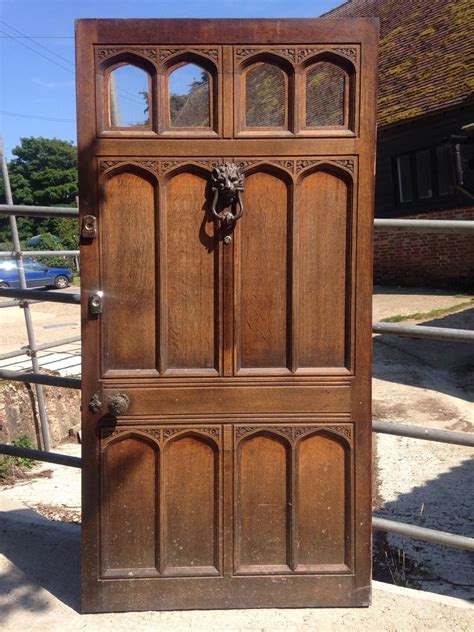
left=99, top=158, right=355, bottom=178
left=95, top=46, right=219, bottom=65
left=235, top=46, right=358, bottom=64
left=235, top=424, right=352, bottom=442
left=102, top=426, right=221, bottom=444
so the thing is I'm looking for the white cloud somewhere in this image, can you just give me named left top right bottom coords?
left=32, top=78, right=75, bottom=89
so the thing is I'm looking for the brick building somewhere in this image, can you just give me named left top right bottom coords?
left=325, top=0, right=474, bottom=287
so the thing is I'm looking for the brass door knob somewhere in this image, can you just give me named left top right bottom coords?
left=107, top=393, right=130, bottom=416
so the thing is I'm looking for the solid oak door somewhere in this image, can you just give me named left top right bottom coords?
left=76, top=18, right=378, bottom=612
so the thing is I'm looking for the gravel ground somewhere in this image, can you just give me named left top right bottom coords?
left=372, top=287, right=474, bottom=600
left=0, top=288, right=80, bottom=355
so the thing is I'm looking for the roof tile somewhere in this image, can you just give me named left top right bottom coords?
left=324, top=0, right=474, bottom=127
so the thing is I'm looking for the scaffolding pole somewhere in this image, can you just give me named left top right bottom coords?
left=0, top=136, right=51, bottom=451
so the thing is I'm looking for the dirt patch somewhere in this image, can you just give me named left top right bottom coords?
left=32, top=503, right=80, bottom=524
left=0, top=467, right=53, bottom=487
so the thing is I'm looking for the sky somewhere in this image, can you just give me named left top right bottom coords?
left=0, top=0, right=343, bottom=159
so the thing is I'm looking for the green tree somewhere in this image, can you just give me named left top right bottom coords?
left=0, top=137, right=78, bottom=247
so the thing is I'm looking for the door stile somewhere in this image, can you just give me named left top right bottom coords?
left=223, top=46, right=234, bottom=138
left=157, top=438, right=165, bottom=574
left=222, top=219, right=235, bottom=376
left=222, top=424, right=233, bottom=576
left=231, top=198, right=241, bottom=375
left=158, top=178, right=167, bottom=374
left=287, top=182, right=296, bottom=373
left=288, top=442, right=297, bottom=571
left=291, top=174, right=301, bottom=373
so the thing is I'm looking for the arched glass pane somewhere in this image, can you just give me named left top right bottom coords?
left=169, top=63, right=210, bottom=127
left=245, top=63, right=286, bottom=128
left=108, top=64, right=150, bottom=127
left=306, top=63, right=345, bottom=127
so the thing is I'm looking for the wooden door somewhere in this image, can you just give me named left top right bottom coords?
left=76, top=18, right=378, bottom=613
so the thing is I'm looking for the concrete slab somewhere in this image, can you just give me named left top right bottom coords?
left=0, top=498, right=473, bottom=631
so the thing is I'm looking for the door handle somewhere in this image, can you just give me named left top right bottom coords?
left=106, top=393, right=130, bottom=416
left=210, top=162, right=245, bottom=229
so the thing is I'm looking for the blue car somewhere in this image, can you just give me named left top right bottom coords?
left=0, top=258, right=74, bottom=289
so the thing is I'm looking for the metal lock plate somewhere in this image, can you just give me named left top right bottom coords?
left=89, top=291, right=103, bottom=315
left=81, top=215, right=97, bottom=239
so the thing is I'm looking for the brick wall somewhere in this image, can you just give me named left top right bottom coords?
left=374, top=207, right=474, bottom=288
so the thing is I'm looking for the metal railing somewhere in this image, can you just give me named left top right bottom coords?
left=0, top=151, right=473, bottom=560
left=0, top=138, right=80, bottom=450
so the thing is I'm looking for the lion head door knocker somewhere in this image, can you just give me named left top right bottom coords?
left=209, top=163, right=245, bottom=235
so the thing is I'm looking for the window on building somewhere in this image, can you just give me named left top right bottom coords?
left=415, top=150, right=432, bottom=199
left=393, top=145, right=454, bottom=205
left=436, top=145, right=455, bottom=195
left=396, top=154, right=413, bottom=202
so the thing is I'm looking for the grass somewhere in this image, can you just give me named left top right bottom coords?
left=0, top=434, right=37, bottom=482
left=381, top=299, right=474, bottom=323
left=72, top=274, right=80, bottom=287
left=373, top=533, right=423, bottom=590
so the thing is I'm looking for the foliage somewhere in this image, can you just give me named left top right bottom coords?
left=0, top=434, right=37, bottom=481
left=26, top=232, right=76, bottom=268
left=170, top=71, right=209, bottom=126
left=0, top=137, right=79, bottom=249
left=381, top=299, right=474, bottom=322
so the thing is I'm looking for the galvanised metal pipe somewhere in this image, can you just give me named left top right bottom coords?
left=0, top=335, right=81, bottom=361
left=0, top=300, right=43, bottom=308
left=0, top=288, right=80, bottom=304
left=0, top=250, right=80, bottom=257
left=0, top=137, right=51, bottom=451
left=1, top=207, right=472, bottom=232
left=373, top=419, right=474, bottom=447
left=373, top=321, right=474, bottom=343
left=374, top=218, right=474, bottom=233
left=0, top=204, right=79, bottom=217
left=0, top=443, right=81, bottom=468
left=0, top=368, right=81, bottom=389
left=373, top=517, right=474, bottom=552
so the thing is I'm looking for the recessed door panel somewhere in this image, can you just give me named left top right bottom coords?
left=237, top=170, right=290, bottom=372
left=164, top=170, right=219, bottom=373
left=163, top=434, right=219, bottom=574
left=101, top=170, right=157, bottom=373
left=236, top=432, right=290, bottom=572
left=101, top=434, right=158, bottom=575
left=296, top=432, right=348, bottom=568
left=296, top=169, right=350, bottom=369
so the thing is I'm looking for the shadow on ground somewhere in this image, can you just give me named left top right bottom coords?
left=374, top=308, right=474, bottom=404
left=374, top=456, right=474, bottom=601
left=0, top=508, right=80, bottom=618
